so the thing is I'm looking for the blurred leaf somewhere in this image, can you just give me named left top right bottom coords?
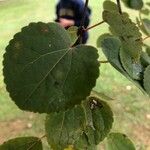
left=122, top=0, right=143, bottom=10
left=0, top=137, right=43, bottom=150
left=3, top=22, right=99, bottom=113
left=67, top=26, right=78, bottom=45
left=103, top=1, right=118, bottom=12
left=146, top=2, right=150, bottom=7
left=146, top=46, right=150, bottom=56
left=101, top=36, right=126, bottom=74
left=142, top=19, right=150, bottom=35
left=97, top=33, right=112, bottom=48
left=140, top=52, right=150, bottom=67
left=143, top=65, right=150, bottom=96
left=101, top=37, right=145, bottom=93
left=45, top=97, right=113, bottom=150
left=120, top=48, right=143, bottom=80
left=106, top=133, right=136, bottom=150
left=140, top=9, right=150, bottom=15
left=103, top=10, right=142, bottom=61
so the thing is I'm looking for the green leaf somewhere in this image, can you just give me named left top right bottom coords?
left=103, top=1, right=118, bottom=12
left=106, top=133, right=136, bottom=150
left=120, top=48, right=143, bottom=80
left=101, top=36, right=125, bottom=74
left=140, top=52, right=150, bottom=68
left=122, top=0, right=143, bottom=10
left=45, top=96, right=113, bottom=150
left=140, top=9, right=150, bottom=15
left=67, top=26, right=78, bottom=45
left=142, top=19, right=150, bottom=35
left=146, top=46, right=150, bottom=56
left=146, top=2, right=150, bottom=7
left=103, top=10, right=142, bottom=61
left=101, top=37, right=145, bottom=93
left=97, top=33, right=112, bottom=48
left=143, top=65, right=150, bottom=96
left=0, top=137, right=43, bottom=150
left=3, top=22, right=99, bottom=113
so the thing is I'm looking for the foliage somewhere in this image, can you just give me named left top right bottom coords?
left=0, top=137, right=43, bottom=150
left=106, top=133, right=135, bottom=150
left=1, top=0, right=150, bottom=149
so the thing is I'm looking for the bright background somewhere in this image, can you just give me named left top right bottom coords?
left=0, top=0, right=150, bottom=149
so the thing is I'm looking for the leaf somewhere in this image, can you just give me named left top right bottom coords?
left=120, top=48, right=143, bottom=80
left=101, top=36, right=125, bottom=74
left=101, top=37, right=145, bottom=93
left=3, top=22, right=99, bottom=113
left=122, top=0, right=143, bottom=10
left=67, top=26, right=79, bottom=45
left=106, top=133, right=136, bottom=150
left=45, top=96, right=113, bottom=150
left=103, top=1, right=118, bottom=12
left=140, top=9, right=150, bottom=15
left=96, top=33, right=112, bottom=48
left=146, top=2, right=150, bottom=7
left=103, top=10, right=142, bottom=61
left=140, top=52, right=150, bottom=68
left=143, top=65, right=150, bottom=96
left=142, top=19, right=150, bottom=35
left=146, top=46, right=150, bottom=56
left=0, top=137, right=43, bottom=150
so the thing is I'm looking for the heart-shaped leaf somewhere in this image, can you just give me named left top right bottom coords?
left=106, top=133, right=136, bottom=150
left=3, top=22, right=99, bottom=113
left=143, top=65, right=150, bottom=96
left=45, top=96, right=113, bottom=150
left=0, top=137, right=43, bottom=150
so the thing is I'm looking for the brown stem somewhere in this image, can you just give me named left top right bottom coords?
left=143, top=36, right=150, bottom=41
left=84, top=21, right=105, bottom=31
left=80, top=0, right=89, bottom=27
left=78, top=0, right=89, bottom=44
left=116, top=0, right=122, bottom=14
left=99, top=60, right=109, bottom=63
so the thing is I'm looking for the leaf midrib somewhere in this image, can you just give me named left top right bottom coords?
left=23, top=48, right=72, bottom=106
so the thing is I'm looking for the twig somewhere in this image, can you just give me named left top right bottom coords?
left=80, top=0, right=89, bottom=27
left=78, top=0, right=89, bottom=44
left=99, top=60, right=109, bottom=63
left=84, top=21, right=105, bottom=31
left=116, top=0, right=122, bottom=14
left=143, top=36, right=150, bottom=41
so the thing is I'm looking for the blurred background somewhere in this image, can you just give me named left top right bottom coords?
left=0, top=0, right=150, bottom=149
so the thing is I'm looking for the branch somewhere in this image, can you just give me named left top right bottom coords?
left=78, top=0, right=89, bottom=44
left=99, top=60, right=109, bottom=64
left=116, top=0, right=122, bottom=14
left=143, top=36, right=150, bottom=41
left=84, top=21, right=105, bottom=31
left=80, top=0, right=89, bottom=27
